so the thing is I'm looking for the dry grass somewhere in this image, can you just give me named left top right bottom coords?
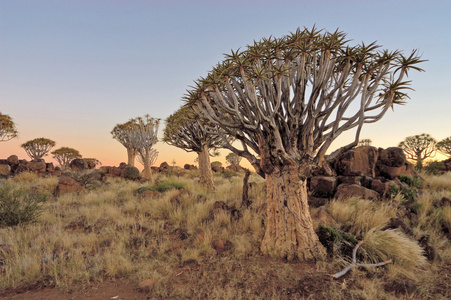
left=0, top=171, right=450, bottom=299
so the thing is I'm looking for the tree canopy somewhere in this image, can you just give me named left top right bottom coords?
left=436, top=137, right=451, bottom=158
left=185, top=26, right=425, bottom=177
left=398, top=133, right=436, bottom=168
left=51, top=147, right=82, bottom=168
left=21, top=138, right=56, bottom=161
left=0, top=112, right=18, bottom=142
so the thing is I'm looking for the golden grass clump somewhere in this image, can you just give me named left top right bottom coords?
left=423, top=172, right=451, bottom=191
left=327, top=197, right=397, bottom=237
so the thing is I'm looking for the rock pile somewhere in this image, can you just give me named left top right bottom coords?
left=309, top=146, right=415, bottom=202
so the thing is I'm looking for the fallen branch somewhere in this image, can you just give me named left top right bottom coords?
left=331, top=241, right=393, bottom=279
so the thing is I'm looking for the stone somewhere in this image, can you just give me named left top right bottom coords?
left=184, top=164, right=197, bottom=170
left=6, top=155, right=19, bottom=165
left=371, top=179, right=397, bottom=196
left=211, top=238, right=233, bottom=254
left=385, top=279, right=417, bottom=295
left=379, top=147, right=406, bottom=167
left=70, top=158, right=87, bottom=171
left=376, top=163, right=414, bottom=180
left=0, top=164, right=10, bottom=175
left=335, top=184, right=380, bottom=201
left=138, top=279, right=155, bottom=292
left=337, top=176, right=362, bottom=185
left=54, top=176, right=83, bottom=195
left=336, top=146, right=378, bottom=177
left=159, top=162, right=170, bottom=171
left=28, top=160, right=46, bottom=173
left=382, top=218, right=414, bottom=236
left=309, top=176, right=337, bottom=198
left=46, top=162, right=54, bottom=172
left=140, top=190, right=161, bottom=198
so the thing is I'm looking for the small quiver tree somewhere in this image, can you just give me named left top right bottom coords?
left=398, top=133, right=436, bottom=169
left=0, top=112, right=18, bottom=142
left=21, top=138, right=56, bottom=161
left=51, top=147, right=82, bottom=168
left=111, top=120, right=139, bottom=166
left=436, top=137, right=451, bottom=158
left=163, top=106, right=224, bottom=190
left=226, top=152, right=242, bottom=166
left=186, top=27, right=425, bottom=261
left=136, top=148, right=158, bottom=172
left=127, top=115, right=159, bottom=181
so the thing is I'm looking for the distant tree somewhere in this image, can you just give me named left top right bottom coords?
left=0, top=112, right=18, bottom=142
left=136, top=148, right=158, bottom=169
left=225, top=152, right=242, bottom=166
left=84, top=158, right=102, bottom=169
left=436, top=137, right=451, bottom=158
left=358, top=139, right=372, bottom=146
left=51, top=147, right=82, bottom=168
left=111, top=121, right=139, bottom=166
left=163, top=106, right=224, bottom=190
left=398, top=133, right=436, bottom=168
left=21, top=138, right=56, bottom=161
left=186, top=27, right=425, bottom=260
left=128, top=115, right=160, bottom=180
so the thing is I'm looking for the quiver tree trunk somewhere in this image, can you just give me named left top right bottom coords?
left=260, top=165, right=326, bottom=261
left=198, top=145, right=215, bottom=190
left=127, top=147, right=137, bottom=166
left=142, top=152, right=153, bottom=181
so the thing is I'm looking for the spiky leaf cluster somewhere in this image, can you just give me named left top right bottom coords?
left=184, top=27, right=425, bottom=175
left=0, top=112, right=18, bottom=142
left=127, top=115, right=159, bottom=160
left=21, top=138, right=56, bottom=161
left=51, top=147, right=82, bottom=168
left=163, top=106, right=224, bottom=153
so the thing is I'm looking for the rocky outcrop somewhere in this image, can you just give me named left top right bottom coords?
left=309, top=146, right=416, bottom=201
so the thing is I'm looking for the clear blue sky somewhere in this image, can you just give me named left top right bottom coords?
left=1, top=0, right=450, bottom=167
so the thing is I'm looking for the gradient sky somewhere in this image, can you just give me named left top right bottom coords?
left=1, top=0, right=450, bottom=169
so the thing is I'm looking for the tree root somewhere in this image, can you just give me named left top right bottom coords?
left=331, top=241, right=393, bottom=279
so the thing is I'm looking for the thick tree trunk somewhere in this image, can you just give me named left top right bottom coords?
left=260, top=165, right=326, bottom=261
left=142, top=152, right=153, bottom=181
left=198, top=145, right=215, bottom=190
left=126, top=147, right=137, bottom=166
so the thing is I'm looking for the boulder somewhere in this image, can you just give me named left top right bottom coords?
left=0, top=164, right=11, bottom=175
left=54, top=176, right=83, bottom=195
left=379, top=147, right=406, bottom=167
left=159, top=162, right=170, bottom=171
left=28, top=160, right=47, bottom=173
left=184, top=164, right=197, bottom=170
left=336, top=146, right=378, bottom=177
left=309, top=176, right=337, bottom=198
left=46, top=162, right=54, bottom=173
left=335, top=184, right=380, bottom=201
left=70, top=158, right=87, bottom=171
left=6, top=155, right=19, bottom=166
left=337, top=176, right=362, bottom=186
left=376, top=162, right=414, bottom=179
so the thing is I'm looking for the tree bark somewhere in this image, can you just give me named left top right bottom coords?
left=126, top=147, right=137, bottom=166
left=142, top=151, right=153, bottom=181
left=260, top=164, right=326, bottom=261
left=198, top=145, right=215, bottom=190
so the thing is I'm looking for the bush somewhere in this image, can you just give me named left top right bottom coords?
left=423, top=160, right=444, bottom=175
left=399, top=175, right=423, bottom=189
left=134, top=179, right=187, bottom=195
left=400, top=185, right=418, bottom=203
left=0, top=184, right=48, bottom=227
left=124, top=165, right=140, bottom=180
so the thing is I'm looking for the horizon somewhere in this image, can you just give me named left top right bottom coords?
left=1, top=0, right=450, bottom=169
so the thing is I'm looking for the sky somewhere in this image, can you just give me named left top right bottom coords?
left=1, top=0, right=450, bottom=169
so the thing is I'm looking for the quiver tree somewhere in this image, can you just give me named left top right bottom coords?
left=136, top=148, right=158, bottom=170
left=226, top=152, right=242, bottom=166
left=398, top=133, right=436, bottom=168
left=358, top=139, right=372, bottom=146
left=51, top=147, right=82, bottom=168
left=436, top=137, right=451, bottom=158
left=163, top=106, right=224, bottom=190
left=127, top=115, right=160, bottom=180
left=21, top=138, right=56, bottom=161
left=111, top=121, right=139, bottom=166
left=186, top=27, right=425, bottom=261
left=0, top=112, right=18, bottom=142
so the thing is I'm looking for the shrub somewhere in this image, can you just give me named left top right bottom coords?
left=400, top=185, right=418, bottom=203
left=388, top=184, right=399, bottom=198
left=124, top=165, right=140, bottom=180
left=0, top=184, right=48, bottom=227
left=399, top=175, right=423, bottom=189
left=135, top=179, right=187, bottom=194
left=423, top=160, right=444, bottom=175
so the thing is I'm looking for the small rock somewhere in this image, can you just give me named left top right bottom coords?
left=138, top=279, right=155, bottom=292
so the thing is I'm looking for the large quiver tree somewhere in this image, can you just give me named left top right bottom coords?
left=163, top=106, right=224, bottom=190
left=436, top=137, right=451, bottom=158
left=0, top=112, right=18, bottom=142
left=111, top=121, right=139, bottom=166
left=186, top=27, right=425, bottom=261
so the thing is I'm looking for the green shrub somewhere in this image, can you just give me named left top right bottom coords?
left=423, top=160, right=444, bottom=175
left=400, top=185, right=418, bottom=203
left=388, top=184, right=399, bottom=198
left=316, top=224, right=358, bottom=257
left=124, top=165, right=140, bottom=180
left=399, top=175, right=423, bottom=189
left=0, top=184, right=48, bottom=227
